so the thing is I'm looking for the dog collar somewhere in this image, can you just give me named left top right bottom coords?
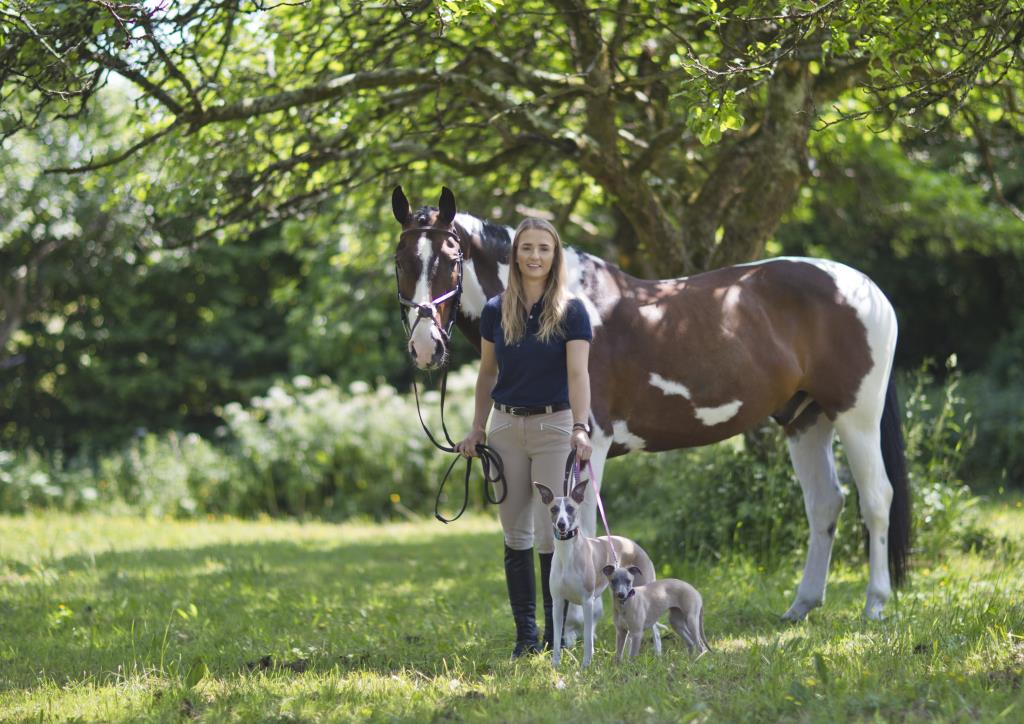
left=554, top=528, right=578, bottom=540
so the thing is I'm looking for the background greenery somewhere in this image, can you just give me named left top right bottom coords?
left=1, top=2, right=1022, bottom=536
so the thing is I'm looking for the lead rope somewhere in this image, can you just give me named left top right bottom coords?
left=411, top=368, right=507, bottom=523
left=563, top=449, right=619, bottom=566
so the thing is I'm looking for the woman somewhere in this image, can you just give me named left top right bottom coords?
left=455, top=217, right=593, bottom=658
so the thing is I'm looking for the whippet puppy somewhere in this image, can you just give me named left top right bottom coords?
left=603, top=563, right=710, bottom=661
left=534, top=479, right=661, bottom=668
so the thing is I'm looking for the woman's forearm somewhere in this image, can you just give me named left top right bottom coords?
left=568, top=369, right=591, bottom=428
left=473, top=371, right=498, bottom=432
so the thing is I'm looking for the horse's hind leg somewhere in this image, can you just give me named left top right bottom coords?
left=835, top=414, right=892, bottom=620
left=782, top=415, right=845, bottom=622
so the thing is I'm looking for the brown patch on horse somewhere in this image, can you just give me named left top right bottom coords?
left=587, top=260, right=873, bottom=451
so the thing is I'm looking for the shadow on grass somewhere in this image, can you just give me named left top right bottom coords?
left=1, top=523, right=887, bottom=695
left=1, top=527, right=512, bottom=692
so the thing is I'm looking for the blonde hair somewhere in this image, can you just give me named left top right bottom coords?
left=501, top=218, right=570, bottom=344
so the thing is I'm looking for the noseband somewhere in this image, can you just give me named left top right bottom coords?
left=395, top=226, right=464, bottom=345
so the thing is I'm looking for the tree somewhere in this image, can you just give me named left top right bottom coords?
left=1, top=0, right=1021, bottom=276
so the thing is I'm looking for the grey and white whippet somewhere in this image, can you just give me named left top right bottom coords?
left=534, top=479, right=661, bottom=668
left=603, top=563, right=710, bottom=661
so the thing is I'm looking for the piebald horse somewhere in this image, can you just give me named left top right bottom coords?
left=392, top=186, right=910, bottom=622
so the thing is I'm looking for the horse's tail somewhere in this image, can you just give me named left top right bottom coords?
left=880, top=369, right=911, bottom=587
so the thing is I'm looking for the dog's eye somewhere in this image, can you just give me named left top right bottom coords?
left=566, top=505, right=575, bottom=515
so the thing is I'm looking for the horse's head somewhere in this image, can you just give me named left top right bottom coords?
left=391, top=185, right=465, bottom=369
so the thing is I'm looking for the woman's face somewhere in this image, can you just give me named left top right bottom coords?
left=516, top=228, right=557, bottom=283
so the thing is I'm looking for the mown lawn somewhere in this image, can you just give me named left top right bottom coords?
left=1, top=498, right=1022, bottom=722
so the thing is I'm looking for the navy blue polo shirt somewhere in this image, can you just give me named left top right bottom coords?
left=480, top=294, right=592, bottom=407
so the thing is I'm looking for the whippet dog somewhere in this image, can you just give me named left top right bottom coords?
left=603, top=563, right=710, bottom=661
left=534, top=479, right=661, bottom=668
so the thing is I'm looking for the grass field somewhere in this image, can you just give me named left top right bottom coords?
left=1, top=497, right=1022, bottom=722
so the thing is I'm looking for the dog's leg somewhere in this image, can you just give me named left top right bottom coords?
left=622, top=626, right=638, bottom=659
left=669, top=608, right=697, bottom=653
left=650, top=624, right=662, bottom=655
left=551, top=596, right=564, bottom=668
left=613, top=623, right=627, bottom=663
left=581, top=597, right=594, bottom=668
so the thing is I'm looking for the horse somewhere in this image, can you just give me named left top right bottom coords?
left=390, top=186, right=910, bottom=622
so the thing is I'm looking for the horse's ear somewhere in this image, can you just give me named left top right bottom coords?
left=570, top=478, right=588, bottom=504
left=438, top=186, right=457, bottom=225
left=602, top=564, right=615, bottom=578
left=392, top=186, right=411, bottom=225
left=533, top=482, right=554, bottom=504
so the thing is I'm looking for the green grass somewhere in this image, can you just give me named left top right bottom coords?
left=1, top=498, right=1023, bottom=722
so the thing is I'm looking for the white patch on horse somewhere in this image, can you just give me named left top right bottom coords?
left=611, top=420, right=647, bottom=451
left=650, top=372, right=742, bottom=427
left=460, top=259, right=487, bottom=318
left=639, top=303, right=665, bottom=324
left=564, top=249, right=605, bottom=329
left=742, top=257, right=898, bottom=421
left=802, top=258, right=896, bottom=421
left=454, top=213, right=484, bottom=239
left=694, top=400, right=743, bottom=426
left=649, top=372, right=691, bottom=399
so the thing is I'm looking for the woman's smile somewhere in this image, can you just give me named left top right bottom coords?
left=517, top=228, right=555, bottom=280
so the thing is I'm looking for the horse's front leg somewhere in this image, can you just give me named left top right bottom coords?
left=782, top=418, right=845, bottom=622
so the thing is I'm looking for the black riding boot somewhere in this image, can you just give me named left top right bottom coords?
left=504, top=545, right=540, bottom=658
left=539, top=552, right=555, bottom=651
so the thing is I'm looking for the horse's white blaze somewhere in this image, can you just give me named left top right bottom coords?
left=611, top=420, right=647, bottom=451
left=639, top=303, right=665, bottom=324
left=694, top=400, right=743, bottom=426
left=649, top=372, right=691, bottom=399
left=409, top=235, right=440, bottom=365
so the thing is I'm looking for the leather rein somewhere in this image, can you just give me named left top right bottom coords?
left=396, top=225, right=507, bottom=523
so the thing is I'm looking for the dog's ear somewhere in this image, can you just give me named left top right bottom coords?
left=627, top=565, right=643, bottom=577
left=570, top=478, right=588, bottom=504
left=533, top=482, right=554, bottom=504
left=602, top=564, right=615, bottom=578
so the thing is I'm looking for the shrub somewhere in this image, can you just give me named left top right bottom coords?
left=218, top=369, right=478, bottom=520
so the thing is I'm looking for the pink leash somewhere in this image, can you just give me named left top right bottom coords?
left=575, top=458, right=620, bottom=566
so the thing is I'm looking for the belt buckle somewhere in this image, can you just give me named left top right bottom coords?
left=509, top=406, right=527, bottom=416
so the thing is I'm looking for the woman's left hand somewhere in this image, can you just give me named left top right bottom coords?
left=571, top=429, right=592, bottom=462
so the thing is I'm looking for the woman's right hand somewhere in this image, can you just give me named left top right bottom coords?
left=456, top=429, right=486, bottom=458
